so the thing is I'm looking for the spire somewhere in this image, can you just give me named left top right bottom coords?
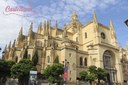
left=37, top=22, right=42, bottom=34
left=110, top=19, right=114, bottom=30
left=109, top=19, right=117, bottom=46
left=110, top=19, right=116, bottom=38
left=4, top=44, right=7, bottom=51
left=72, top=11, right=78, bottom=21
left=93, top=11, right=99, bottom=33
left=55, top=20, right=58, bottom=29
left=18, top=27, right=23, bottom=41
left=63, top=24, right=67, bottom=38
left=46, top=20, right=49, bottom=35
left=48, top=20, right=51, bottom=35
left=19, top=26, right=23, bottom=36
left=93, top=11, right=98, bottom=23
left=8, top=41, right=11, bottom=50
left=43, top=20, right=46, bottom=35
left=28, top=22, right=33, bottom=37
left=12, top=40, right=16, bottom=48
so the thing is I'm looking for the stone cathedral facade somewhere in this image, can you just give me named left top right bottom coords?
left=2, top=12, right=128, bottom=84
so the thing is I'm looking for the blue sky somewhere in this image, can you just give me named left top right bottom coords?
left=0, top=0, right=128, bottom=57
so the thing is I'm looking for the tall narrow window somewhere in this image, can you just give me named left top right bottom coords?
left=84, top=58, right=87, bottom=66
left=47, top=56, right=50, bottom=63
left=76, top=37, right=78, bottom=42
left=85, top=32, right=87, bottom=38
left=15, top=56, right=18, bottom=63
left=80, top=57, right=83, bottom=66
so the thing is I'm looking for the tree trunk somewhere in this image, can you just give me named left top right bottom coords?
left=98, top=79, right=100, bottom=85
left=92, top=81, right=95, bottom=85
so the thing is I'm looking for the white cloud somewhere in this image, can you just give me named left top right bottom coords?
left=0, top=0, right=122, bottom=58
left=0, top=0, right=31, bottom=57
left=31, top=0, right=120, bottom=25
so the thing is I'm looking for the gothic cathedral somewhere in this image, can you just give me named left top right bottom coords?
left=2, top=12, right=128, bottom=84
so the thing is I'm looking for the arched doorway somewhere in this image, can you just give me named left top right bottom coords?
left=103, top=50, right=116, bottom=85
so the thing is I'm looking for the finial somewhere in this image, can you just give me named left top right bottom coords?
left=72, top=11, right=78, bottom=21
left=12, top=40, right=16, bottom=47
left=63, top=24, right=67, bottom=38
left=93, top=11, right=97, bottom=22
left=30, top=22, right=33, bottom=29
left=55, top=20, right=58, bottom=29
left=8, top=41, right=11, bottom=49
left=110, top=19, right=114, bottom=29
left=19, top=26, right=23, bottom=35
left=4, top=44, right=7, bottom=51
left=38, top=22, right=42, bottom=33
left=28, top=22, right=33, bottom=36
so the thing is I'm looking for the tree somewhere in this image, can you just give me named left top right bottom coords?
left=6, top=60, right=15, bottom=77
left=79, top=70, right=96, bottom=85
left=97, top=67, right=107, bottom=85
left=32, top=50, right=38, bottom=66
left=11, top=59, right=36, bottom=85
left=0, top=59, right=8, bottom=84
left=0, top=60, right=15, bottom=84
left=44, top=63, right=64, bottom=84
left=86, top=72, right=97, bottom=85
left=79, top=65, right=107, bottom=85
left=79, top=70, right=88, bottom=81
left=88, top=65, right=97, bottom=74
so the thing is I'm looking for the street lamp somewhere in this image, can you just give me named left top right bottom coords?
left=124, top=19, right=128, bottom=27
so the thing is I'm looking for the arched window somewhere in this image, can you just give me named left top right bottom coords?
left=84, top=58, right=87, bottom=66
left=47, top=56, right=50, bottom=63
left=15, top=56, right=18, bottom=63
left=103, top=51, right=114, bottom=68
left=76, top=37, right=78, bottom=42
left=85, top=32, right=87, bottom=38
left=80, top=57, right=83, bottom=66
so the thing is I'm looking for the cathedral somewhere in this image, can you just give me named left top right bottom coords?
left=2, top=12, right=128, bottom=84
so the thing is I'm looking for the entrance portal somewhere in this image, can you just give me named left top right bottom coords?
left=103, top=50, right=116, bottom=84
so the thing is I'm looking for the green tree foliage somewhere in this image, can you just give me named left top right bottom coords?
left=11, top=59, right=36, bottom=85
left=79, top=65, right=107, bottom=85
left=0, top=59, right=8, bottom=84
left=32, top=50, right=38, bottom=66
left=79, top=70, right=88, bottom=81
left=0, top=60, right=15, bottom=84
left=86, top=72, right=97, bottom=85
left=6, top=60, right=15, bottom=77
left=44, top=63, right=64, bottom=84
left=88, top=65, right=97, bottom=74
left=53, top=56, right=59, bottom=63
left=97, top=67, right=107, bottom=85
